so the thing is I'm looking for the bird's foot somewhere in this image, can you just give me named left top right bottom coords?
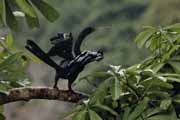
left=68, top=87, right=75, bottom=93
left=53, top=85, right=59, bottom=90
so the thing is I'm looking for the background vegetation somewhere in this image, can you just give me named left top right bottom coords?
left=0, top=0, right=180, bottom=120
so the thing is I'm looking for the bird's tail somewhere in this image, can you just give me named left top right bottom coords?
left=25, top=40, right=59, bottom=70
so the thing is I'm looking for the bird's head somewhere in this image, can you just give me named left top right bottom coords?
left=50, top=32, right=73, bottom=45
left=83, top=50, right=103, bottom=63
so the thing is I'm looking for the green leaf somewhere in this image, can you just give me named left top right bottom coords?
left=72, top=110, right=88, bottom=120
left=147, top=91, right=170, bottom=99
left=162, top=45, right=180, bottom=61
left=169, top=61, right=180, bottom=73
left=0, top=84, right=8, bottom=94
left=111, top=77, right=121, bottom=100
left=90, top=78, right=110, bottom=104
left=61, top=105, right=85, bottom=119
left=146, top=107, right=162, bottom=118
left=151, top=63, right=164, bottom=73
left=141, top=69, right=154, bottom=76
left=161, top=73, right=180, bottom=83
left=92, top=72, right=111, bottom=77
left=149, top=37, right=158, bottom=51
left=0, top=52, right=23, bottom=70
left=6, top=33, right=13, bottom=48
left=147, top=107, right=177, bottom=120
left=128, top=97, right=149, bottom=120
left=140, top=78, right=173, bottom=89
left=160, top=99, right=172, bottom=110
left=15, top=0, right=36, bottom=17
left=0, top=0, right=5, bottom=26
left=0, top=114, right=5, bottom=120
left=173, top=94, right=180, bottom=104
left=93, top=104, right=118, bottom=116
left=4, top=0, right=17, bottom=30
left=0, top=106, right=5, bottom=120
left=31, top=0, right=60, bottom=22
left=134, top=29, right=155, bottom=48
left=164, top=23, right=180, bottom=32
left=25, top=14, right=40, bottom=29
left=9, top=81, right=24, bottom=87
left=0, top=106, right=4, bottom=113
left=89, top=109, right=102, bottom=120
left=122, top=107, right=131, bottom=120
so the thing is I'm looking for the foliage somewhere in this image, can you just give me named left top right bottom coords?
left=138, top=0, right=180, bottom=26
left=16, top=0, right=147, bottom=67
left=0, top=34, right=33, bottom=119
left=66, top=23, right=180, bottom=120
left=0, top=0, right=60, bottom=30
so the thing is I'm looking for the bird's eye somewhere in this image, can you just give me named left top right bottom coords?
left=97, top=50, right=103, bottom=54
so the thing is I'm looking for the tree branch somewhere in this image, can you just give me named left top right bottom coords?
left=0, top=87, right=88, bottom=105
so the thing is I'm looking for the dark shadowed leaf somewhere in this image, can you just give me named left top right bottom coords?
left=4, top=0, right=17, bottom=30
left=0, top=0, right=5, bottom=26
left=93, top=104, right=118, bottom=116
left=0, top=114, right=5, bottom=120
left=128, top=97, right=149, bottom=120
left=147, top=107, right=177, bottom=120
left=122, top=107, right=131, bottom=120
left=31, top=0, right=60, bottom=22
left=89, top=109, right=102, bottom=120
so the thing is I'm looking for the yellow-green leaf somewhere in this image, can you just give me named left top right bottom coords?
left=72, top=110, right=87, bottom=120
left=134, top=29, right=155, bottom=48
left=15, top=0, right=36, bottom=17
left=6, top=33, right=13, bottom=48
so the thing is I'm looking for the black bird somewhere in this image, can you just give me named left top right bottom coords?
left=25, top=27, right=104, bottom=91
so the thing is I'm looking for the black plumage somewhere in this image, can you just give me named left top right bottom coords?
left=25, top=27, right=103, bottom=91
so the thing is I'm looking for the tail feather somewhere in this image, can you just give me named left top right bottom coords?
left=25, top=40, right=59, bottom=70
left=73, top=27, right=95, bottom=56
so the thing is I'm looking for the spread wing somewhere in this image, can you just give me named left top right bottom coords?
left=48, top=33, right=74, bottom=60
left=73, top=27, right=96, bottom=57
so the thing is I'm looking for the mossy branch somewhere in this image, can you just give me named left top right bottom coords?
left=0, top=87, right=88, bottom=105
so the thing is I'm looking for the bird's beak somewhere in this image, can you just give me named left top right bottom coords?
left=95, top=51, right=103, bottom=61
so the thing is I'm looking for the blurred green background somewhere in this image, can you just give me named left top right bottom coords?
left=4, top=0, right=180, bottom=119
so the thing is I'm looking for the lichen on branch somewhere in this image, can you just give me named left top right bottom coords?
left=0, top=87, right=88, bottom=105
